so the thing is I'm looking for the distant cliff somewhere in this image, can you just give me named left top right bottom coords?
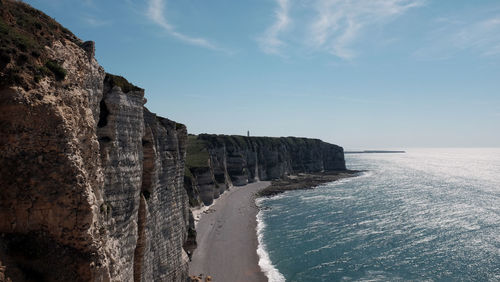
left=0, top=1, right=190, bottom=281
left=185, top=134, right=345, bottom=206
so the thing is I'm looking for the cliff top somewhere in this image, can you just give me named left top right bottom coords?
left=0, top=0, right=82, bottom=89
left=186, top=135, right=210, bottom=169
left=197, top=133, right=329, bottom=148
left=0, top=0, right=144, bottom=94
left=104, top=73, right=143, bottom=93
left=185, top=134, right=342, bottom=171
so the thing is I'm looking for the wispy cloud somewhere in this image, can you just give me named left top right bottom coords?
left=415, top=15, right=500, bottom=59
left=82, top=16, right=111, bottom=27
left=309, top=0, right=424, bottom=59
left=257, top=0, right=291, bottom=55
left=82, top=0, right=94, bottom=7
left=258, top=0, right=423, bottom=59
left=147, top=0, right=222, bottom=51
left=452, top=17, right=500, bottom=57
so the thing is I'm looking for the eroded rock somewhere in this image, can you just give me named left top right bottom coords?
left=0, top=1, right=191, bottom=281
left=185, top=134, right=346, bottom=208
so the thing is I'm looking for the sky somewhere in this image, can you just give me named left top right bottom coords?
left=23, top=0, right=500, bottom=149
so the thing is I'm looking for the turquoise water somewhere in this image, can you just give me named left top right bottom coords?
left=256, top=149, right=500, bottom=281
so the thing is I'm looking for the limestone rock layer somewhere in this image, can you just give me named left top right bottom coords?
left=0, top=1, right=190, bottom=281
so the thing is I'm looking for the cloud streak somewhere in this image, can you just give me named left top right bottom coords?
left=257, top=0, right=291, bottom=55
left=451, top=17, right=500, bottom=57
left=415, top=15, right=500, bottom=59
left=310, top=0, right=424, bottom=59
left=82, top=16, right=111, bottom=27
left=147, top=0, right=221, bottom=51
left=258, top=0, right=423, bottom=59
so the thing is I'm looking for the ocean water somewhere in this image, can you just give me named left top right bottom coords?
left=256, top=148, right=500, bottom=281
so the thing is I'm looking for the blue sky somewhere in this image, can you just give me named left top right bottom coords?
left=24, top=0, right=500, bottom=149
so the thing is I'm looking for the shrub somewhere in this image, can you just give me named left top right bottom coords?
left=45, top=60, right=66, bottom=81
left=104, top=73, right=142, bottom=93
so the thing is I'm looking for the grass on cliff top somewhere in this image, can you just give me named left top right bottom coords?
left=0, top=0, right=81, bottom=88
left=194, top=134, right=326, bottom=153
left=228, top=135, right=249, bottom=147
left=186, top=135, right=210, bottom=169
left=104, top=73, right=143, bottom=93
left=198, top=134, right=306, bottom=149
left=199, top=134, right=251, bottom=149
left=281, top=137, right=316, bottom=147
left=175, top=122, right=186, bottom=131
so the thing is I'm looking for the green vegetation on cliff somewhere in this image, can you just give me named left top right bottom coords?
left=0, top=0, right=80, bottom=88
left=197, top=134, right=319, bottom=150
left=45, top=60, right=66, bottom=81
left=198, top=134, right=246, bottom=148
left=186, top=135, right=210, bottom=169
left=104, top=73, right=142, bottom=93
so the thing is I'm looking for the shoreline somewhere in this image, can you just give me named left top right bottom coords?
left=255, top=199, right=286, bottom=282
left=189, top=171, right=361, bottom=282
left=258, top=170, right=362, bottom=197
left=189, top=181, right=270, bottom=282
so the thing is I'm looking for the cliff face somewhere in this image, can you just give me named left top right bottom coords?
left=0, top=1, right=190, bottom=281
left=185, top=134, right=346, bottom=206
left=139, top=110, right=190, bottom=281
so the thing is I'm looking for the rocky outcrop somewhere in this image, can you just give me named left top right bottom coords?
left=0, top=1, right=190, bottom=281
left=97, top=75, right=146, bottom=281
left=139, top=110, right=190, bottom=281
left=185, top=134, right=345, bottom=206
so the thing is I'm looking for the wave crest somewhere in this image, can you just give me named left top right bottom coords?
left=256, top=202, right=286, bottom=282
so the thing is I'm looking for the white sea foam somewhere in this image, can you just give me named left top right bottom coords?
left=190, top=205, right=210, bottom=227
left=359, top=170, right=374, bottom=178
left=318, top=170, right=373, bottom=189
left=255, top=200, right=286, bottom=282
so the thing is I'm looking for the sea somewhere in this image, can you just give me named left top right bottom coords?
left=256, top=148, right=500, bottom=281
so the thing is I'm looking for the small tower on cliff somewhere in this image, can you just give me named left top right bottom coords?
left=247, top=130, right=250, bottom=137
